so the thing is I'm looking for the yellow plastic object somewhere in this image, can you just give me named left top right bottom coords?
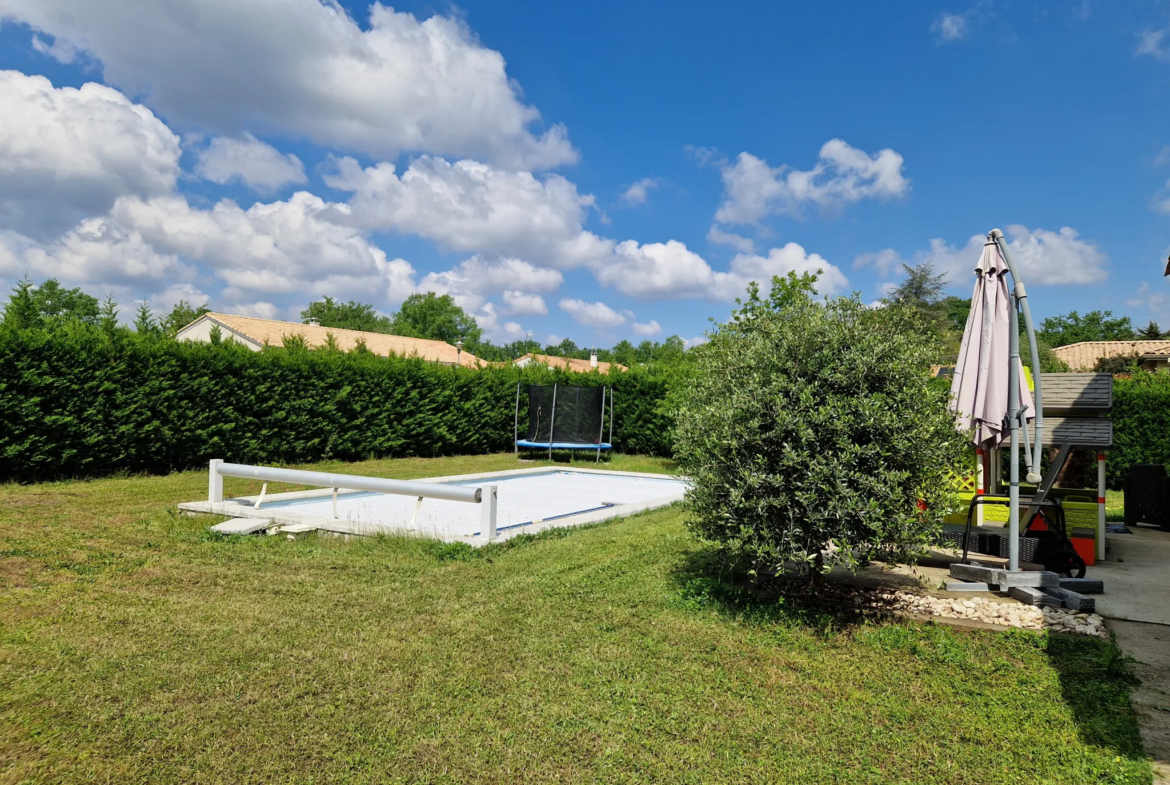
left=1022, top=364, right=1034, bottom=392
left=941, top=491, right=1100, bottom=543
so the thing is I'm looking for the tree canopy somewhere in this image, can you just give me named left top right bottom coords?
left=1137, top=320, right=1164, bottom=340
left=391, top=293, right=482, bottom=346
left=1037, top=310, right=1134, bottom=347
left=1, top=278, right=99, bottom=329
left=887, top=262, right=948, bottom=322
left=301, top=297, right=393, bottom=334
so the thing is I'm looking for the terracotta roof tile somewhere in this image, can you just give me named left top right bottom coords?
left=184, top=313, right=486, bottom=367
left=1051, top=340, right=1170, bottom=370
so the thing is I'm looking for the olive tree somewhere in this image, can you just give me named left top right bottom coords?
left=675, top=273, right=967, bottom=580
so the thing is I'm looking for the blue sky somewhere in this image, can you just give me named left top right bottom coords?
left=2, top=0, right=1170, bottom=346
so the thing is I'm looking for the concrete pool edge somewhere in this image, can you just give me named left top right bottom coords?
left=178, top=466, right=687, bottom=546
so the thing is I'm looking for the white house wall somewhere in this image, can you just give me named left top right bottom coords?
left=176, top=318, right=262, bottom=351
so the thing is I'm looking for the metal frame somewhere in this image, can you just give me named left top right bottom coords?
left=961, top=494, right=1066, bottom=563
left=206, top=459, right=497, bottom=539
left=990, top=228, right=1045, bottom=571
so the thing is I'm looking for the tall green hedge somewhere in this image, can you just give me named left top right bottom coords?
left=1108, top=373, right=1170, bottom=489
left=0, top=328, right=674, bottom=482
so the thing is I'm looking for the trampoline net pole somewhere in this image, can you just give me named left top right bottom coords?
left=513, top=382, right=520, bottom=454
left=609, top=387, right=614, bottom=460
left=596, top=386, right=606, bottom=463
left=548, top=383, right=558, bottom=461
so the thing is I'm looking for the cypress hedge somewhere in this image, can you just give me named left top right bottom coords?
left=1108, top=372, right=1170, bottom=489
left=0, top=327, right=674, bottom=482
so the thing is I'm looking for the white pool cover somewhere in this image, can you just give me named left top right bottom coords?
left=180, top=467, right=687, bottom=545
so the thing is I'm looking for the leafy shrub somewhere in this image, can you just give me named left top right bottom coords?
left=1108, top=372, right=1170, bottom=488
left=1092, top=353, right=1141, bottom=375
left=674, top=275, right=968, bottom=578
left=0, top=326, right=673, bottom=482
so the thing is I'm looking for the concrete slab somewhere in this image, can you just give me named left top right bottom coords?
left=945, top=581, right=991, bottom=592
left=1008, top=586, right=1059, bottom=607
left=1092, top=527, right=1170, bottom=625
left=210, top=517, right=272, bottom=535
left=1042, top=586, right=1095, bottom=612
left=950, top=563, right=999, bottom=583
left=995, top=569, right=1059, bottom=589
left=1059, top=578, right=1104, bottom=595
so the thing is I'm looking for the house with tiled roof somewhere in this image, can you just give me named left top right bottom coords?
left=513, top=353, right=627, bottom=375
left=176, top=312, right=487, bottom=368
left=1051, top=340, right=1170, bottom=371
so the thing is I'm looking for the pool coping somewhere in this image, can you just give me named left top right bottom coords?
left=178, top=466, right=687, bottom=546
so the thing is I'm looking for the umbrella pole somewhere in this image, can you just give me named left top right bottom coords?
left=1007, top=292, right=1021, bottom=572
left=991, top=228, right=1045, bottom=573
left=992, top=229, right=1044, bottom=478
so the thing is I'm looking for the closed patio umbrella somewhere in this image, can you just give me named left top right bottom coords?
left=950, top=239, right=1033, bottom=447
left=949, top=230, right=1044, bottom=571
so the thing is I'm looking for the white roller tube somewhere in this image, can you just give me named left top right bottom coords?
left=213, top=462, right=482, bottom=504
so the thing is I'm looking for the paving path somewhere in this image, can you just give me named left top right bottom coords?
left=1093, top=528, right=1170, bottom=625
left=1093, top=526, right=1170, bottom=782
left=1108, top=620, right=1170, bottom=784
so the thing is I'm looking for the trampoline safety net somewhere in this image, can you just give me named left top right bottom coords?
left=527, top=385, right=604, bottom=444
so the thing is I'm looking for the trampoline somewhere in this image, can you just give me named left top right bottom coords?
left=514, top=383, right=612, bottom=460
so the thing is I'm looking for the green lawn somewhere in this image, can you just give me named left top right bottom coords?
left=0, top=454, right=1152, bottom=784
left=1107, top=489, right=1125, bottom=522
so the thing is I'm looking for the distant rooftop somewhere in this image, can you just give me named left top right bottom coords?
left=513, top=353, right=627, bottom=375
left=177, top=312, right=486, bottom=367
left=1051, top=340, right=1170, bottom=371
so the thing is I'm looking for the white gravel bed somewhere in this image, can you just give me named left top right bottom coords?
left=875, top=591, right=1109, bottom=638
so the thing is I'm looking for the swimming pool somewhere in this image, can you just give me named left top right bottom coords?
left=180, top=466, right=687, bottom=545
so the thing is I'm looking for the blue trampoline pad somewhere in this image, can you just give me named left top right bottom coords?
left=516, top=440, right=612, bottom=450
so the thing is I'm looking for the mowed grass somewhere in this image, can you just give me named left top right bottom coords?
left=0, top=454, right=1152, bottom=784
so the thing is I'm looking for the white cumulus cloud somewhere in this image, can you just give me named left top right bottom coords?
left=195, top=133, right=307, bottom=192
left=707, top=225, right=755, bottom=253
left=632, top=320, right=662, bottom=336
left=0, top=220, right=191, bottom=287
left=892, top=226, right=1109, bottom=288
left=559, top=298, right=627, bottom=328
left=853, top=248, right=905, bottom=276
left=2, top=191, right=420, bottom=310
left=713, top=140, right=909, bottom=226
left=0, top=71, right=180, bottom=236
left=620, top=177, right=660, bottom=205
left=592, top=239, right=848, bottom=301
left=149, top=282, right=210, bottom=314
left=326, top=156, right=612, bottom=268
left=501, top=291, right=548, bottom=316
left=0, top=0, right=575, bottom=169
left=471, top=301, right=527, bottom=343
left=414, top=255, right=561, bottom=313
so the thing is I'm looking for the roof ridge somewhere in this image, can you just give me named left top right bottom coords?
left=205, top=312, right=468, bottom=353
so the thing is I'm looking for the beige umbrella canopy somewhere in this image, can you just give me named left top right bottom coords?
left=946, top=229, right=1045, bottom=573
left=949, top=239, right=1034, bottom=447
